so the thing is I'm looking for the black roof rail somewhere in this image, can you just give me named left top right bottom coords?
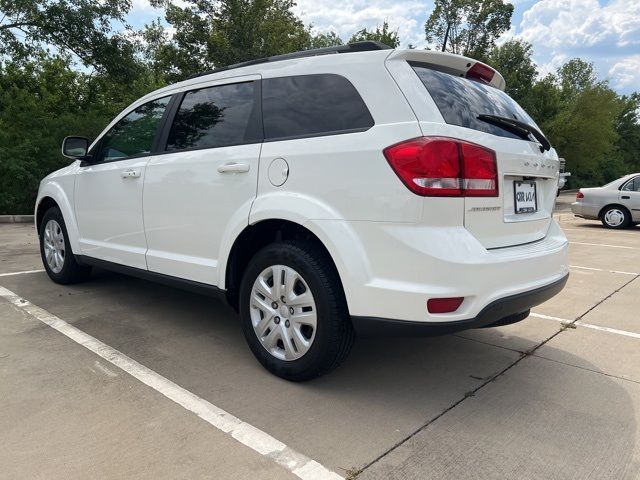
left=187, top=41, right=392, bottom=80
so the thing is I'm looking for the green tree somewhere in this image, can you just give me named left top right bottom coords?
left=610, top=93, right=640, bottom=174
left=348, top=21, right=400, bottom=48
left=0, top=53, right=161, bottom=213
left=425, top=0, right=512, bottom=58
left=0, top=0, right=138, bottom=77
left=151, top=0, right=313, bottom=79
left=487, top=39, right=536, bottom=109
left=308, top=30, right=343, bottom=48
left=545, top=84, right=621, bottom=186
left=557, top=58, right=599, bottom=98
left=526, top=74, right=562, bottom=128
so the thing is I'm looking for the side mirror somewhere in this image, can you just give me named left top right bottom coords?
left=62, top=136, right=89, bottom=159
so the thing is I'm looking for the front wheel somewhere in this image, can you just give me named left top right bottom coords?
left=39, top=207, right=92, bottom=284
left=600, top=206, right=631, bottom=229
left=239, top=241, right=354, bottom=381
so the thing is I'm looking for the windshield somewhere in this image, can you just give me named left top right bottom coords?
left=410, top=62, right=540, bottom=141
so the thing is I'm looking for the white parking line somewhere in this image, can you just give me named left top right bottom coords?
left=0, top=269, right=45, bottom=277
left=562, top=227, right=639, bottom=236
left=531, top=312, right=640, bottom=340
left=0, top=286, right=342, bottom=480
left=570, top=265, right=639, bottom=276
left=569, top=241, right=637, bottom=250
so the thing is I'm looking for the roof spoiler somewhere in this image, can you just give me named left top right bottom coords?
left=387, top=50, right=506, bottom=91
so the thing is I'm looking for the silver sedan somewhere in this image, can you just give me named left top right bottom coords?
left=571, top=173, right=640, bottom=229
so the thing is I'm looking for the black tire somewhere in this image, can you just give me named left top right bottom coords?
left=39, top=207, right=92, bottom=284
left=600, top=205, right=631, bottom=229
left=239, top=241, right=354, bottom=381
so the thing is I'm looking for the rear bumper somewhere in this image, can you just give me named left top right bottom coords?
left=571, top=201, right=599, bottom=219
left=338, top=218, right=569, bottom=323
left=352, top=273, right=568, bottom=337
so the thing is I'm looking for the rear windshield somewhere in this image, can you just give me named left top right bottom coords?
left=410, top=62, right=538, bottom=141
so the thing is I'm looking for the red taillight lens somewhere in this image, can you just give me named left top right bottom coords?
left=576, top=191, right=584, bottom=199
left=383, top=137, right=498, bottom=197
left=466, top=62, right=495, bottom=84
left=427, top=297, right=464, bottom=314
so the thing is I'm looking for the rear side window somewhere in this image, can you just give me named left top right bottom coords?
left=411, top=63, right=537, bottom=140
left=167, top=81, right=258, bottom=151
left=262, top=74, right=374, bottom=140
left=622, top=177, right=640, bottom=192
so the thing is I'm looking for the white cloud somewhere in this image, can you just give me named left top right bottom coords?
left=536, top=53, right=569, bottom=78
left=292, top=0, right=429, bottom=47
left=609, top=55, right=640, bottom=89
left=519, top=0, right=640, bottom=49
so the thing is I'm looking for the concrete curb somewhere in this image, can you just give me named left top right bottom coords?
left=0, top=215, right=34, bottom=224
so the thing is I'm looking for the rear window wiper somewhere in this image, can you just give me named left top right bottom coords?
left=477, top=114, right=551, bottom=152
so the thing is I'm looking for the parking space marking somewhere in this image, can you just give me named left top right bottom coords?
left=562, top=227, right=639, bottom=236
left=531, top=312, right=640, bottom=340
left=0, top=286, right=343, bottom=480
left=0, top=269, right=45, bottom=277
left=570, top=265, right=638, bottom=276
left=569, top=241, right=637, bottom=250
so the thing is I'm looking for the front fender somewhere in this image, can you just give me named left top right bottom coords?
left=35, top=168, right=80, bottom=254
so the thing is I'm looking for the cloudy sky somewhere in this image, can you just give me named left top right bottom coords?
left=129, top=0, right=640, bottom=94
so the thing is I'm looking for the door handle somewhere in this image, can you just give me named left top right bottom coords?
left=121, top=169, right=141, bottom=179
left=217, top=162, right=250, bottom=174
left=621, top=195, right=630, bottom=199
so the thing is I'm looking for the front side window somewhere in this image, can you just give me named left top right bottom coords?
left=96, top=96, right=170, bottom=162
left=166, top=81, right=257, bottom=151
left=262, top=74, right=374, bottom=140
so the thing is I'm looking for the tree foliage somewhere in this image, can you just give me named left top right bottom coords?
left=486, top=39, right=536, bottom=108
left=0, top=0, right=138, bottom=77
left=424, top=0, right=512, bottom=58
left=147, top=0, right=312, bottom=80
left=348, top=21, right=400, bottom=48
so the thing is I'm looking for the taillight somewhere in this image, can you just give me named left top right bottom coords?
left=466, top=62, right=495, bottom=84
left=383, top=137, right=498, bottom=197
left=576, top=191, right=584, bottom=199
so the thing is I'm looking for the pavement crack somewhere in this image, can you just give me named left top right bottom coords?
left=532, top=354, right=640, bottom=386
left=358, top=274, right=640, bottom=476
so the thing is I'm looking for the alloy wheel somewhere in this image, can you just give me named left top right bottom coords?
left=43, top=219, right=65, bottom=273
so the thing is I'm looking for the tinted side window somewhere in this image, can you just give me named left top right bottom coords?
left=167, top=82, right=257, bottom=151
left=262, top=74, right=374, bottom=140
left=97, top=96, right=170, bottom=162
left=411, top=63, right=538, bottom=141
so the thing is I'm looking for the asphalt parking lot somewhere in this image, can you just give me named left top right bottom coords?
left=1, top=194, right=639, bottom=479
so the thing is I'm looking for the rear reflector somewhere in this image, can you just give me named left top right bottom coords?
left=427, top=297, right=464, bottom=314
left=383, top=137, right=498, bottom=197
left=466, top=62, right=495, bottom=84
left=576, top=191, right=584, bottom=199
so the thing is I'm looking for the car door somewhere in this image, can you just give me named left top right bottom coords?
left=143, top=75, right=262, bottom=285
left=620, top=176, right=640, bottom=221
left=74, top=96, right=172, bottom=269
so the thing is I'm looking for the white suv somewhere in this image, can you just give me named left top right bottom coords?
left=36, top=42, right=569, bottom=380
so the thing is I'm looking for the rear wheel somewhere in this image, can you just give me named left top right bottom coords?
left=600, top=206, right=631, bottom=229
left=39, top=207, right=91, bottom=284
left=239, top=241, right=354, bottom=381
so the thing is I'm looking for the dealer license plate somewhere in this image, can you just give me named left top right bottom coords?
left=514, top=181, right=537, bottom=214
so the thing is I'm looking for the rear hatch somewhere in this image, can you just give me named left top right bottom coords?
left=385, top=50, right=559, bottom=249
